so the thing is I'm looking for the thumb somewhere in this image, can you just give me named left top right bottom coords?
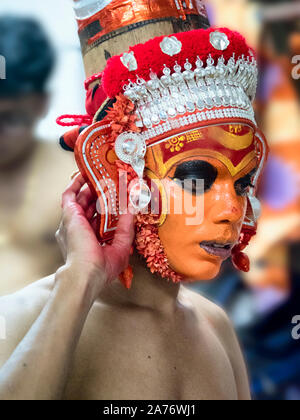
left=104, top=211, right=135, bottom=278
left=111, top=211, right=135, bottom=254
left=61, top=174, right=87, bottom=226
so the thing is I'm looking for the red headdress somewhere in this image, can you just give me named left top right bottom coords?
left=58, top=1, right=268, bottom=288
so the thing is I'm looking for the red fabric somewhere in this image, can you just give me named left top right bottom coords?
left=102, top=27, right=254, bottom=98
left=231, top=227, right=256, bottom=272
left=56, top=83, right=108, bottom=128
left=84, top=72, right=103, bottom=91
left=61, top=127, right=81, bottom=150
left=56, top=114, right=93, bottom=127
left=85, top=84, right=108, bottom=117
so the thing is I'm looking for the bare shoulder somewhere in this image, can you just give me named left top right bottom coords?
left=0, top=274, right=54, bottom=315
left=0, top=275, right=55, bottom=360
left=180, top=286, right=251, bottom=400
left=180, top=286, right=232, bottom=331
left=181, top=286, right=239, bottom=355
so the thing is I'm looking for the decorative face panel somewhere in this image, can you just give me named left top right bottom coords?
left=141, top=124, right=259, bottom=280
left=75, top=122, right=263, bottom=235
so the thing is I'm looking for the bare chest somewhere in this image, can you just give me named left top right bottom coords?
left=64, top=308, right=238, bottom=400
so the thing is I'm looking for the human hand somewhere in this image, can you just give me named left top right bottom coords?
left=55, top=174, right=135, bottom=297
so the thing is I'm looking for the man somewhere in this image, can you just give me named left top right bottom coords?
left=0, top=174, right=250, bottom=400
left=0, top=16, right=75, bottom=295
left=0, top=1, right=267, bottom=400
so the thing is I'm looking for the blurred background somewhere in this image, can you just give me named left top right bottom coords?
left=0, top=0, right=299, bottom=400
left=194, top=0, right=300, bottom=401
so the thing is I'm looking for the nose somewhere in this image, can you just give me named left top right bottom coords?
left=210, top=181, right=245, bottom=225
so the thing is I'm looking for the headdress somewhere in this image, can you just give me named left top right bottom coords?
left=58, top=1, right=268, bottom=288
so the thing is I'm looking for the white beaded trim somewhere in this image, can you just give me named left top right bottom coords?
left=82, top=126, right=119, bottom=234
left=141, top=107, right=256, bottom=143
left=123, top=54, right=258, bottom=130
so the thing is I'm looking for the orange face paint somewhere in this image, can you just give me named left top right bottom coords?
left=158, top=157, right=258, bottom=280
left=144, top=124, right=259, bottom=281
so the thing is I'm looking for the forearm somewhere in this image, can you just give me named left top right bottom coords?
left=0, top=266, right=96, bottom=400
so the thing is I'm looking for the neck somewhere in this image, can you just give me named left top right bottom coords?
left=101, top=251, right=181, bottom=314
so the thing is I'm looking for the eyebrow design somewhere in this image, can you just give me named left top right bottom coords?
left=172, top=160, right=218, bottom=195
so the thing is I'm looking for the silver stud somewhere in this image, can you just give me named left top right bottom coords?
left=209, top=31, right=230, bottom=51
left=129, top=180, right=151, bottom=210
left=120, top=51, right=138, bottom=71
left=160, top=36, right=182, bottom=56
left=115, top=132, right=146, bottom=165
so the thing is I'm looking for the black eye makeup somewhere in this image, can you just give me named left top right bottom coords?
left=171, top=160, right=218, bottom=195
left=234, top=168, right=257, bottom=197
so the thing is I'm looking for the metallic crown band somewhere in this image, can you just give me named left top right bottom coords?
left=123, top=53, right=258, bottom=130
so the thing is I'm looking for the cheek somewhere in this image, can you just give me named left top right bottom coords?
left=159, top=219, right=223, bottom=281
left=158, top=185, right=223, bottom=281
left=183, top=259, right=222, bottom=282
left=241, top=196, right=248, bottom=214
left=158, top=211, right=190, bottom=262
left=158, top=181, right=199, bottom=250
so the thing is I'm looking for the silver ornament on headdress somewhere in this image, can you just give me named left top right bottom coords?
left=209, top=31, right=230, bottom=51
left=160, top=36, right=182, bottom=56
left=120, top=51, right=138, bottom=71
left=123, top=51, right=257, bottom=140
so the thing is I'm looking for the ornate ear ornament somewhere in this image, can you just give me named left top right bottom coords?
left=247, top=194, right=262, bottom=224
left=115, top=131, right=151, bottom=210
left=231, top=129, right=268, bottom=273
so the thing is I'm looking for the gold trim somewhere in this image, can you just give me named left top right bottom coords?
left=149, top=147, right=256, bottom=177
left=198, top=125, right=254, bottom=150
left=145, top=169, right=168, bottom=226
left=93, top=98, right=111, bottom=123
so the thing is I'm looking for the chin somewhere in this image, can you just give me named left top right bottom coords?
left=172, top=258, right=222, bottom=282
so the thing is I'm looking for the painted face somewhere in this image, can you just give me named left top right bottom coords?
left=145, top=124, right=259, bottom=281
left=158, top=157, right=257, bottom=280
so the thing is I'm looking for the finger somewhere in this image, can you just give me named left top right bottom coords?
left=61, top=174, right=88, bottom=226
left=62, top=173, right=86, bottom=209
left=55, top=221, right=64, bottom=240
left=103, top=212, right=135, bottom=280
left=86, top=201, right=97, bottom=221
left=71, top=170, right=80, bottom=180
left=91, top=216, right=98, bottom=233
left=105, top=212, right=135, bottom=275
left=55, top=223, right=67, bottom=261
left=77, top=185, right=94, bottom=211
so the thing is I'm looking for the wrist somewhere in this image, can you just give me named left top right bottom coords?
left=54, top=263, right=106, bottom=309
